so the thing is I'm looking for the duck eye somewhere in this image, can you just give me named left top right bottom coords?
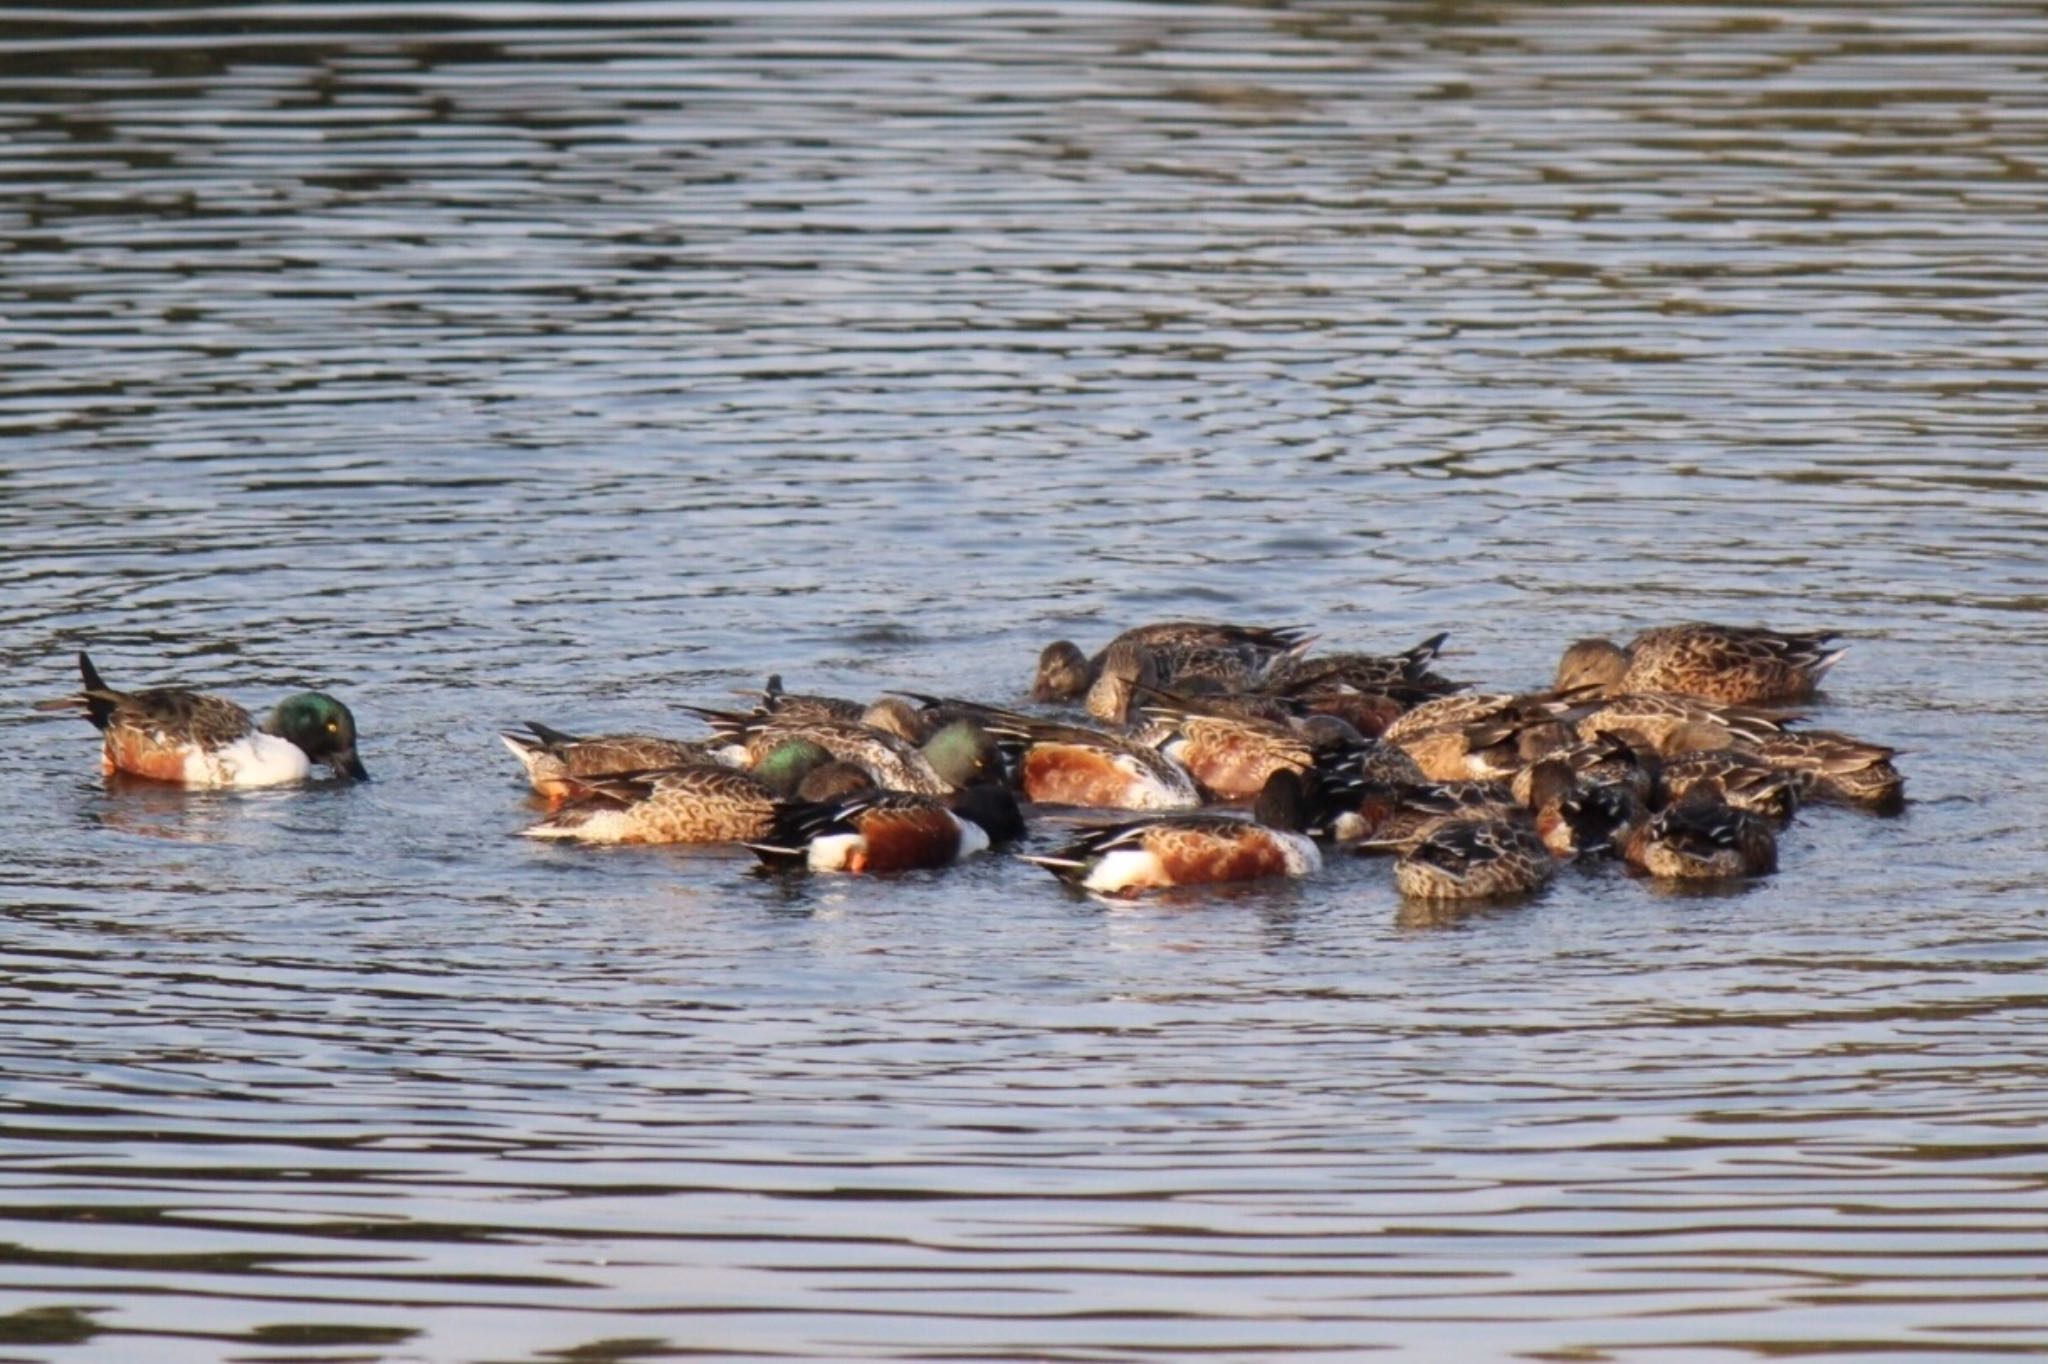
left=327, top=721, right=339, bottom=732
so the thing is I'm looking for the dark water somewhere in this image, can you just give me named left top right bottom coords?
left=3, top=3, right=2047, bottom=1360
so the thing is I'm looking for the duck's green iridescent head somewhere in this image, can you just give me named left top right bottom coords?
left=266, top=692, right=368, bottom=779
left=923, top=720, right=1003, bottom=790
left=752, top=737, right=834, bottom=798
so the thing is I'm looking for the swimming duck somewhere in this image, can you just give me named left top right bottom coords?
left=1656, top=749, right=1801, bottom=824
left=1508, top=732, right=1658, bottom=808
left=1019, top=769, right=1321, bottom=895
left=1257, top=633, right=1462, bottom=707
left=938, top=704, right=1200, bottom=811
left=1333, top=778, right=1521, bottom=850
left=1622, top=795, right=1778, bottom=881
left=40, top=651, right=367, bottom=787
left=1574, top=693, right=1791, bottom=755
left=1313, top=737, right=1430, bottom=790
left=685, top=707, right=992, bottom=795
left=1134, top=694, right=1316, bottom=800
left=1382, top=690, right=1582, bottom=783
left=1556, top=623, right=1844, bottom=705
left=501, top=721, right=725, bottom=802
left=1032, top=621, right=1310, bottom=703
left=747, top=784, right=1024, bottom=873
left=1392, top=816, right=1555, bottom=901
left=520, top=763, right=782, bottom=844
left=1545, top=778, right=1651, bottom=860
left=1084, top=637, right=1309, bottom=724
left=1749, top=729, right=1904, bottom=812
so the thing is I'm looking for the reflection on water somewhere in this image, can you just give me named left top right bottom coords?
left=2, top=2, right=2047, bottom=1360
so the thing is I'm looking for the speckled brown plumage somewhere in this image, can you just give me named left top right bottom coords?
left=1557, top=623, right=1844, bottom=704
left=1393, top=817, right=1554, bottom=901
left=1623, top=797, right=1777, bottom=880
left=524, top=763, right=780, bottom=844
left=1657, top=749, right=1800, bottom=824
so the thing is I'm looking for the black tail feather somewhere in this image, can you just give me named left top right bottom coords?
left=35, top=651, right=123, bottom=731
left=523, top=720, right=583, bottom=748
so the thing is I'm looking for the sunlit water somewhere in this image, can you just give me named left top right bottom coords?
left=2, top=3, right=2046, bottom=1360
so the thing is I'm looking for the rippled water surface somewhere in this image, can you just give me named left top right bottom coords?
left=3, top=2, right=2047, bottom=1359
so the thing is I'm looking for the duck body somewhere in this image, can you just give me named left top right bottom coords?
left=1383, top=691, right=1580, bottom=783
left=1140, top=699, right=1315, bottom=801
left=501, top=722, right=724, bottom=802
left=975, top=713, right=1201, bottom=811
left=1020, top=769, right=1320, bottom=894
left=1258, top=633, right=1461, bottom=707
left=686, top=708, right=955, bottom=795
left=1392, top=817, right=1554, bottom=901
left=748, top=786, right=1020, bottom=873
left=1623, top=797, right=1778, bottom=880
left=1558, top=623, right=1843, bottom=704
left=1750, top=730, right=1904, bottom=812
left=42, top=652, right=367, bottom=787
left=521, top=764, right=780, bottom=844
left=1575, top=693, right=1791, bottom=755
left=1023, top=815, right=1321, bottom=895
left=1510, top=733, right=1658, bottom=807
left=1334, top=780, right=1519, bottom=850
left=1656, top=749, right=1801, bottom=824
left=1032, top=620, right=1309, bottom=704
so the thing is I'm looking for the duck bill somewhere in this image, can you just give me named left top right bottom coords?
left=332, top=749, right=370, bottom=781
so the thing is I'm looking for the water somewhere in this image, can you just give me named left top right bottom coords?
left=2, top=2, right=2046, bottom=1359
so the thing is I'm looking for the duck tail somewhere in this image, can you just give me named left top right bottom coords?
left=1809, top=646, right=1848, bottom=683
left=499, top=731, right=543, bottom=774
left=523, top=719, right=584, bottom=748
left=1015, top=851, right=1091, bottom=885
left=743, top=840, right=811, bottom=869
left=1404, top=632, right=1451, bottom=668
left=33, top=651, right=124, bottom=731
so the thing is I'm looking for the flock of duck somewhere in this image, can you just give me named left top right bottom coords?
left=41, top=618, right=1904, bottom=900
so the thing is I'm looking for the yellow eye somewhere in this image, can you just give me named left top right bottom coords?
left=327, top=721, right=339, bottom=732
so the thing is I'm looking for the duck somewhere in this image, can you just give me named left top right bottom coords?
left=39, top=651, right=367, bottom=787
left=1621, top=794, right=1778, bottom=881
left=964, top=708, right=1202, bottom=811
left=1334, top=778, right=1521, bottom=851
left=1019, top=769, right=1321, bottom=895
left=1257, top=632, right=1462, bottom=707
left=1547, top=779, right=1650, bottom=860
left=1382, top=690, right=1582, bottom=783
left=1656, top=749, right=1801, bottom=824
left=1313, top=736, right=1430, bottom=790
left=1574, top=693, right=1792, bottom=755
left=1508, top=732, right=1658, bottom=808
left=742, top=677, right=938, bottom=745
left=1556, top=623, right=1844, bottom=705
left=1749, top=729, right=1904, bottom=812
left=1392, top=816, right=1555, bottom=901
left=744, top=675, right=867, bottom=724
left=684, top=707, right=996, bottom=796
left=747, top=784, right=1024, bottom=873
left=1133, top=693, right=1317, bottom=800
left=1083, top=637, right=1309, bottom=724
left=520, top=763, right=783, bottom=844
left=1031, top=621, right=1310, bottom=703
left=501, top=721, right=726, bottom=802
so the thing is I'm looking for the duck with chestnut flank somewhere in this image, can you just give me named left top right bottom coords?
left=40, top=651, right=367, bottom=787
left=1019, top=770, right=1321, bottom=895
left=747, top=785, right=1024, bottom=873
